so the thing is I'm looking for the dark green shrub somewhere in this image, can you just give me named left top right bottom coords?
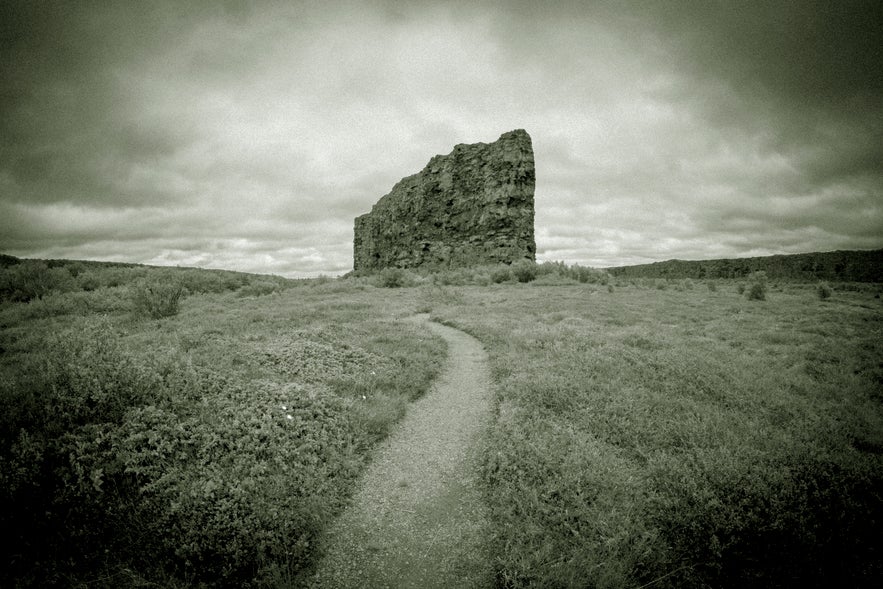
left=0, top=319, right=401, bottom=587
left=572, top=265, right=594, bottom=283
left=0, top=260, right=75, bottom=302
left=116, top=388, right=357, bottom=586
left=817, top=282, right=832, bottom=300
left=746, top=271, right=767, bottom=301
left=133, top=279, right=186, bottom=318
left=491, top=266, right=512, bottom=283
left=652, top=455, right=883, bottom=588
left=511, top=260, right=538, bottom=283
left=237, top=279, right=280, bottom=297
left=0, top=321, right=162, bottom=585
left=374, top=267, right=415, bottom=288
left=433, top=268, right=472, bottom=286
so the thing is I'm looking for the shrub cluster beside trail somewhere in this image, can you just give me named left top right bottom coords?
left=0, top=321, right=358, bottom=586
left=0, top=265, right=445, bottom=587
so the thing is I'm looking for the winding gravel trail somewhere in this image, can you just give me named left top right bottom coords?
left=309, top=316, right=493, bottom=588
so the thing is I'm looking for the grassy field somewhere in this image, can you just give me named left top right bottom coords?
left=0, top=265, right=445, bottom=587
left=1, top=261, right=882, bottom=587
left=424, top=279, right=883, bottom=588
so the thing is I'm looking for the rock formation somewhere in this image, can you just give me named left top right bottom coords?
left=353, top=129, right=536, bottom=272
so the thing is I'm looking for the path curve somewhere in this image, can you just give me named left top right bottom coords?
left=309, top=315, right=492, bottom=588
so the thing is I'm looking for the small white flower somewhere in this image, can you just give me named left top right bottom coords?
left=286, top=414, right=293, bottom=420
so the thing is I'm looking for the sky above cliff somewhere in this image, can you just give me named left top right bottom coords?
left=2, top=0, right=881, bottom=276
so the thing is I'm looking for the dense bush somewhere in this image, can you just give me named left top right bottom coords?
left=746, top=271, right=768, bottom=301
left=511, top=260, right=538, bottom=283
left=0, top=320, right=389, bottom=586
left=373, top=267, right=416, bottom=288
left=0, top=321, right=164, bottom=585
left=132, top=278, right=187, bottom=318
left=0, top=260, right=75, bottom=301
left=651, top=452, right=882, bottom=588
left=116, top=384, right=358, bottom=586
left=491, top=266, right=512, bottom=283
left=237, top=279, right=282, bottom=297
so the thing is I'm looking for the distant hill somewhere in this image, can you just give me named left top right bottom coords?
left=0, top=254, right=21, bottom=268
left=0, top=255, right=142, bottom=270
left=607, top=249, right=883, bottom=282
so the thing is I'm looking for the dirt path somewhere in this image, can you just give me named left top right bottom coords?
left=308, top=316, right=493, bottom=588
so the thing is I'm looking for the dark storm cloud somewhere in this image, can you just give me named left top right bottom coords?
left=1, top=1, right=880, bottom=275
left=636, top=0, right=883, bottom=184
left=0, top=2, right=207, bottom=206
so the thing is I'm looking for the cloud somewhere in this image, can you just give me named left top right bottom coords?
left=1, top=1, right=881, bottom=276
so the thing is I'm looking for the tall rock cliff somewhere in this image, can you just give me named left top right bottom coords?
left=353, top=129, right=536, bottom=272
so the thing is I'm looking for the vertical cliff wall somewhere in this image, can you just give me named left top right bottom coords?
left=353, top=129, right=536, bottom=272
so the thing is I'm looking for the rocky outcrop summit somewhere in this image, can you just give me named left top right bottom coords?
left=354, top=129, right=536, bottom=272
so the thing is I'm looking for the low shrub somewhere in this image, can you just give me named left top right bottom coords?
left=511, top=260, right=538, bottom=283
left=373, top=267, right=415, bottom=288
left=532, top=272, right=579, bottom=286
left=572, top=265, right=601, bottom=283
left=133, top=279, right=186, bottom=318
left=237, top=279, right=281, bottom=297
left=491, top=266, right=512, bottom=283
left=0, top=260, right=75, bottom=302
left=746, top=271, right=767, bottom=301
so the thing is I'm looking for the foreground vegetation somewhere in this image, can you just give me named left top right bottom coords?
left=422, top=277, right=883, bottom=588
left=0, top=261, right=444, bottom=586
left=2, top=257, right=881, bottom=587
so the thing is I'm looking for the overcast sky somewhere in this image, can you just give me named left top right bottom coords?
left=1, top=1, right=881, bottom=277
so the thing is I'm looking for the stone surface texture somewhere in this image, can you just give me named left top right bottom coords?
left=354, top=129, right=536, bottom=272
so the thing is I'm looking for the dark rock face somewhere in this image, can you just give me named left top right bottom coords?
left=354, top=129, right=536, bottom=272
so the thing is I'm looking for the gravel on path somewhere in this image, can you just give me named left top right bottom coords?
left=308, top=315, right=493, bottom=588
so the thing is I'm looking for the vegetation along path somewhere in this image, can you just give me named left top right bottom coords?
left=310, top=315, right=493, bottom=588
